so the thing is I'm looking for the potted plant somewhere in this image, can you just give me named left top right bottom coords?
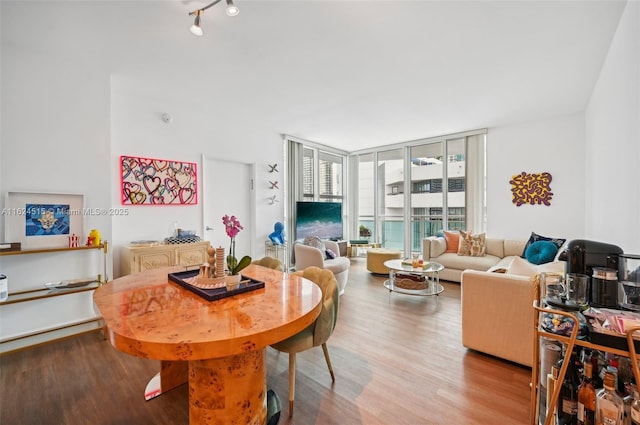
left=359, top=225, right=372, bottom=240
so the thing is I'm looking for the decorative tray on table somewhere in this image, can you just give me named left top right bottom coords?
left=168, top=269, right=265, bottom=301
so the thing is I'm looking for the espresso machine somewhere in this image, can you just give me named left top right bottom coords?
left=566, top=239, right=623, bottom=308
left=618, top=254, right=640, bottom=311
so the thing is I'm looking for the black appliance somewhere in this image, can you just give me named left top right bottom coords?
left=566, top=239, right=623, bottom=308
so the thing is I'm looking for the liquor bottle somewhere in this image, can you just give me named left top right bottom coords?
left=578, top=362, right=596, bottom=425
left=591, top=350, right=604, bottom=390
left=558, top=350, right=581, bottom=425
left=596, top=371, right=624, bottom=425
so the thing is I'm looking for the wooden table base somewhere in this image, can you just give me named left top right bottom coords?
left=145, top=360, right=189, bottom=400
left=189, top=349, right=267, bottom=425
left=145, top=351, right=267, bottom=425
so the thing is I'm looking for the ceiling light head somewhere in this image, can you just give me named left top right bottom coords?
left=190, top=10, right=204, bottom=36
left=226, top=0, right=239, bottom=16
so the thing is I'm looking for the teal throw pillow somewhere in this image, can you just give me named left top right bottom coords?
left=521, top=232, right=566, bottom=258
left=525, top=240, right=558, bottom=265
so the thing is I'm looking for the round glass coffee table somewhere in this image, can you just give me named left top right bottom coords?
left=382, top=259, right=445, bottom=299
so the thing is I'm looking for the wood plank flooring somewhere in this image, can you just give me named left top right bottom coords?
left=0, top=258, right=532, bottom=424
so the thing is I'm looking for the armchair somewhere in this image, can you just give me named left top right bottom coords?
left=293, top=240, right=350, bottom=295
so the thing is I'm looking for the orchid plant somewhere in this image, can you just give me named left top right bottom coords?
left=222, top=214, right=251, bottom=275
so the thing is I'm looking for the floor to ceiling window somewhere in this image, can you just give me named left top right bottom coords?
left=356, top=153, right=375, bottom=242
left=409, top=142, right=445, bottom=253
left=287, top=137, right=348, bottom=243
left=287, top=130, right=486, bottom=257
left=377, top=148, right=405, bottom=251
left=353, top=130, right=486, bottom=256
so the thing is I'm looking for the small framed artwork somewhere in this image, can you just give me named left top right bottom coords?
left=510, top=171, right=554, bottom=206
left=120, top=155, right=198, bottom=205
left=4, top=191, right=84, bottom=249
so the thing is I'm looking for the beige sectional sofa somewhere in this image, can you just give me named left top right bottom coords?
left=422, top=234, right=566, bottom=367
left=422, top=236, right=527, bottom=283
left=461, top=258, right=565, bottom=367
left=461, top=269, right=537, bottom=366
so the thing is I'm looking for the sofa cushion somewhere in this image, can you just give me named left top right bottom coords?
left=323, top=257, right=350, bottom=275
left=304, top=236, right=326, bottom=252
left=430, top=237, right=447, bottom=258
left=507, top=256, right=538, bottom=276
left=485, top=238, right=505, bottom=258
left=525, top=240, right=558, bottom=265
left=436, top=252, right=499, bottom=272
left=458, top=231, right=486, bottom=257
left=444, top=231, right=460, bottom=253
left=505, top=240, right=528, bottom=257
left=507, top=255, right=565, bottom=277
left=521, top=232, right=566, bottom=258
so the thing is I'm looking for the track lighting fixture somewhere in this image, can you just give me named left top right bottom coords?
left=225, top=0, right=239, bottom=17
left=190, top=10, right=203, bottom=37
left=188, top=0, right=239, bottom=36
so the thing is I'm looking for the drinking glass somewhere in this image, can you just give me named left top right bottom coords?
left=565, top=273, right=589, bottom=306
left=541, top=272, right=565, bottom=301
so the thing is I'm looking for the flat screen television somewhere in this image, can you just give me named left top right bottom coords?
left=295, top=201, right=343, bottom=241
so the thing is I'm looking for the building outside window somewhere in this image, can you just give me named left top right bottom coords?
left=354, top=131, right=485, bottom=256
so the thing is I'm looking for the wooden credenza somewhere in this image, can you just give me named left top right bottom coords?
left=120, top=241, right=210, bottom=276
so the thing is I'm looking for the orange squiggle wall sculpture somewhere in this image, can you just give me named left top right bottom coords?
left=509, top=171, right=553, bottom=206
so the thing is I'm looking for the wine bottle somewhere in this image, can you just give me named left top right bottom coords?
left=558, top=350, right=581, bottom=425
left=578, top=362, right=596, bottom=425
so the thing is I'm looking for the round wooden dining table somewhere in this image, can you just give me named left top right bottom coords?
left=93, top=263, right=322, bottom=425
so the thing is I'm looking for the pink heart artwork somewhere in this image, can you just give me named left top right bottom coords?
left=150, top=195, right=166, bottom=204
left=179, top=187, right=195, bottom=204
left=120, top=155, right=197, bottom=205
left=143, top=175, right=162, bottom=194
left=152, top=160, right=169, bottom=172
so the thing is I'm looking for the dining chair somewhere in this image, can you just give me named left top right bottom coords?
left=251, top=256, right=284, bottom=271
left=270, top=266, right=339, bottom=417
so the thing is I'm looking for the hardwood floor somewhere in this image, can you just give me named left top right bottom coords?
left=0, top=258, right=532, bottom=424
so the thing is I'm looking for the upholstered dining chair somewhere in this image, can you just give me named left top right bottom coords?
left=251, top=256, right=284, bottom=271
left=270, top=266, right=339, bottom=417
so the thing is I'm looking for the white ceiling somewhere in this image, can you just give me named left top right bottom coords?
left=3, top=0, right=627, bottom=151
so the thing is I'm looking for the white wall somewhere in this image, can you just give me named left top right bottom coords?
left=110, top=76, right=285, bottom=276
left=0, top=46, right=112, bottom=242
left=486, top=113, right=586, bottom=243
left=0, top=2, right=287, bottom=279
left=585, top=0, right=640, bottom=255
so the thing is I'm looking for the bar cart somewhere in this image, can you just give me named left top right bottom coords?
left=531, top=298, right=640, bottom=425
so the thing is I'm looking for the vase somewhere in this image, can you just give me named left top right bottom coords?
left=225, top=274, right=241, bottom=291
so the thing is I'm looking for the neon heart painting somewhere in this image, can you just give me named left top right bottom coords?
left=120, top=155, right=198, bottom=205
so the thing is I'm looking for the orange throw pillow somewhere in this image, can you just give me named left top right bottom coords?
left=444, top=231, right=460, bottom=253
